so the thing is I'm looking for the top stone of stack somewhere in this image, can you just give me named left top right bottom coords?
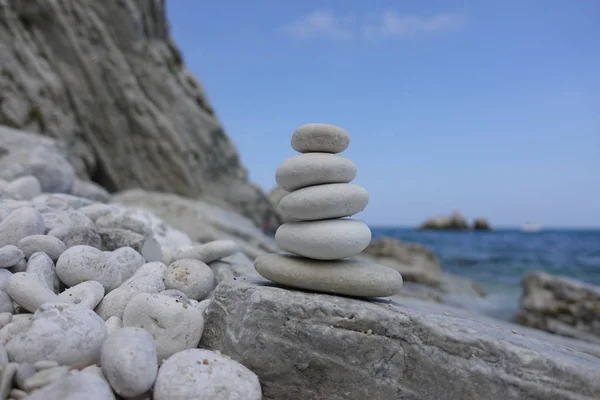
left=291, top=124, right=350, bottom=154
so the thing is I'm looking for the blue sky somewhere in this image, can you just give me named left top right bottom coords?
left=166, top=0, right=599, bottom=228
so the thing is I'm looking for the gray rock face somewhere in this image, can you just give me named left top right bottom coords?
left=113, top=189, right=278, bottom=257
left=0, top=0, right=280, bottom=230
left=516, top=272, right=600, bottom=344
left=201, top=279, right=600, bottom=400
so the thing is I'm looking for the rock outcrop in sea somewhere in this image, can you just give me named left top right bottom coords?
left=419, top=212, right=493, bottom=231
left=0, top=0, right=281, bottom=231
left=419, top=211, right=470, bottom=230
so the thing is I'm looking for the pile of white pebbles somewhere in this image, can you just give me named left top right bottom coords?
left=0, top=175, right=262, bottom=399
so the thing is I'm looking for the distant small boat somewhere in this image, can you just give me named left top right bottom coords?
left=521, top=223, right=542, bottom=232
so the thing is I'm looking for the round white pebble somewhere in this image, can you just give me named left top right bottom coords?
left=5, top=303, right=107, bottom=368
left=17, top=235, right=66, bottom=261
left=0, top=207, right=45, bottom=247
left=101, top=327, right=158, bottom=397
left=164, top=259, right=215, bottom=300
left=0, top=245, right=24, bottom=269
left=122, top=293, right=204, bottom=362
left=23, top=371, right=115, bottom=400
left=154, top=349, right=261, bottom=400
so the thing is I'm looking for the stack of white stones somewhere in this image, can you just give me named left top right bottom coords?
left=255, top=123, right=403, bottom=297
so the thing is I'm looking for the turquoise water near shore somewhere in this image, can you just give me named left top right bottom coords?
left=370, top=227, right=600, bottom=318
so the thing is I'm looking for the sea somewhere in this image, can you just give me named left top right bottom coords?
left=370, top=227, right=600, bottom=320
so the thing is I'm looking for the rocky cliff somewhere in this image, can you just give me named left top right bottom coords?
left=0, top=0, right=280, bottom=230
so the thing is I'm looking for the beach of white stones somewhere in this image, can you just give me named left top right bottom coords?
left=255, top=123, right=403, bottom=298
left=0, top=177, right=262, bottom=399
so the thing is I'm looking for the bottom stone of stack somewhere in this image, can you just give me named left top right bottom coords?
left=254, top=253, right=403, bottom=297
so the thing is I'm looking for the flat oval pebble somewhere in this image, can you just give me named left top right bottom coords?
left=162, top=240, right=239, bottom=265
left=11, top=258, right=27, bottom=273
left=5, top=303, right=107, bottom=368
left=23, top=371, right=115, bottom=400
left=0, top=291, right=14, bottom=314
left=10, top=388, right=28, bottom=399
left=275, top=153, right=357, bottom=192
left=0, top=362, right=17, bottom=399
left=0, top=313, right=12, bottom=329
left=23, top=365, right=69, bottom=391
left=17, top=235, right=66, bottom=261
left=15, top=362, right=36, bottom=389
left=0, top=343, right=7, bottom=365
left=279, top=183, right=369, bottom=221
left=153, top=349, right=261, bottom=400
left=164, top=259, right=215, bottom=300
left=0, top=315, right=33, bottom=345
left=7, top=272, right=62, bottom=312
left=5, top=175, right=42, bottom=200
left=0, top=207, right=45, bottom=247
left=0, top=245, right=24, bottom=268
left=275, top=219, right=372, bottom=260
left=160, top=289, right=190, bottom=304
left=122, top=293, right=204, bottom=362
left=255, top=253, right=403, bottom=297
left=291, top=123, right=350, bottom=154
left=58, top=280, right=105, bottom=309
left=26, top=252, right=60, bottom=293
left=77, top=203, right=116, bottom=222
left=0, top=269, right=11, bottom=291
left=101, top=327, right=158, bottom=397
left=33, top=360, right=60, bottom=370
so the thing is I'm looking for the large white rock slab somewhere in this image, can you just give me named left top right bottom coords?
left=200, top=279, right=600, bottom=400
left=275, top=219, right=371, bottom=260
left=279, top=183, right=369, bottom=221
left=275, top=153, right=356, bottom=192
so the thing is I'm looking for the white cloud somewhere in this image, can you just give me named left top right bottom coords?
left=363, top=11, right=469, bottom=38
left=283, top=10, right=468, bottom=41
left=282, top=10, right=354, bottom=40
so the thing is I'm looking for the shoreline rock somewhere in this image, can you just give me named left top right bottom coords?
left=515, top=271, right=600, bottom=344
